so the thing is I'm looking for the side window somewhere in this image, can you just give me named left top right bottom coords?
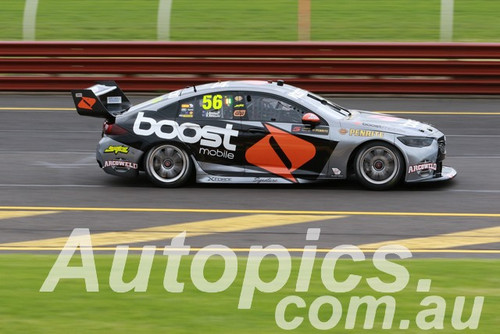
left=177, top=92, right=244, bottom=120
left=245, top=94, right=304, bottom=123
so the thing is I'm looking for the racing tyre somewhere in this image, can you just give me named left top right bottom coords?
left=144, top=144, right=193, bottom=187
left=354, top=141, right=404, bottom=190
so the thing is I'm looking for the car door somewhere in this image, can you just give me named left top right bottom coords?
left=175, top=91, right=246, bottom=176
left=239, top=92, right=335, bottom=183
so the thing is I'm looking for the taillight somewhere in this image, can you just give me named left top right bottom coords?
left=103, top=121, right=128, bottom=136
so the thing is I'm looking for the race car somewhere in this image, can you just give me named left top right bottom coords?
left=71, top=80, right=456, bottom=190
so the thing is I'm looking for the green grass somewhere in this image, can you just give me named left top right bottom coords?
left=0, top=254, right=498, bottom=333
left=0, top=0, right=24, bottom=40
left=311, top=0, right=441, bottom=42
left=0, top=1, right=500, bottom=41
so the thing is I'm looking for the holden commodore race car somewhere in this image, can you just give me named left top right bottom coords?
left=71, top=80, right=456, bottom=190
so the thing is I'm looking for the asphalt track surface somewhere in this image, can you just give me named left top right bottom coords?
left=0, top=93, right=499, bottom=258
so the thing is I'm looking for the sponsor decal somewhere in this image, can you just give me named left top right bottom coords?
left=77, top=97, right=96, bottom=110
left=246, top=124, right=316, bottom=183
left=408, top=162, right=437, bottom=174
left=107, top=96, right=122, bottom=104
left=233, top=109, right=246, bottom=117
left=234, top=103, right=245, bottom=108
left=179, top=104, right=194, bottom=118
left=207, top=176, right=232, bottom=182
left=362, top=122, right=383, bottom=128
left=331, top=167, right=344, bottom=178
left=202, top=110, right=221, bottom=118
left=253, top=177, right=279, bottom=183
left=133, top=112, right=238, bottom=151
left=332, top=168, right=342, bottom=175
left=349, top=129, right=384, bottom=138
left=199, top=147, right=234, bottom=160
left=103, top=160, right=138, bottom=170
left=291, top=125, right=329, bottom=135
left=104, top=145, right=129, bottom=155
left=339, top=128, right=348, bottom=135
left=235, top=95, right=243, bottom=102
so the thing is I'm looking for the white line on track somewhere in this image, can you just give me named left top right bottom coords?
left=33, top=163, right=96, bottom=169
left=0, top=130, right=99, bottom=133
left=448, top=155, right=500, bottom=158
left=0, top=151, right=94, bottom=154
left=0, top=184, right=498, bottom=194
left=446, top=135, right=500, bottom=138
left=0, top=110, right=72, bottom=113
left=0, top=108, right=73, bottom=111
left=451, top=189, right=500, bottom=193
left=0, top=184, right=103, bottom=188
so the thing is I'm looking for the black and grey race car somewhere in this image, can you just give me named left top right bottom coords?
left=71, top=80, right=456, bottom=190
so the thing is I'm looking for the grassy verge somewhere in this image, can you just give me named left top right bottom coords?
left=0, top=254, right=498, bottom=333
left=0, top=1, right=500, bottom=41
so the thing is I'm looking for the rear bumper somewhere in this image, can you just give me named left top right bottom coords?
left=96, top=137, right=143, bottom=178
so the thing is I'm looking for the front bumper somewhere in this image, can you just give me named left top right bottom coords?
left=412, top=166, right=457, bottom=183
left=400, top=135, right=454, bottom=183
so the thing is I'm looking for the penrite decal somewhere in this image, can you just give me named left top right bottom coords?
left=245, top=124, right=316, bottom=183
left=349, top=129, right=384, bottom=137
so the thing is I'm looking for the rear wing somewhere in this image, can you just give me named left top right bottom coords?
left=71, top=81, right=132, bottom=120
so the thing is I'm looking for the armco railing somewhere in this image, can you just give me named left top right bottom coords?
left=1, top=41, right=500, bottom=94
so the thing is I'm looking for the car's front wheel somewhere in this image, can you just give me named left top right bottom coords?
left=354, top=141, right=404, bottom=190
left=144, top=144, right=193, bottom=187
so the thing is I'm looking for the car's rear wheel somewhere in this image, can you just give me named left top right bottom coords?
left=144, top=144, right=192, bottom=187
left=354, top=141, right=404, bottom=190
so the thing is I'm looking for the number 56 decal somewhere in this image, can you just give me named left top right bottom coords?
left=202, top=94, right=223, bottom=110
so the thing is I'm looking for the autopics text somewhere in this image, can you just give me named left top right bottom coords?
left=40, top=228, right=484, bottom=330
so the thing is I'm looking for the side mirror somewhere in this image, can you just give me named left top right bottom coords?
left=302, top=112, right=321, bottom=126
